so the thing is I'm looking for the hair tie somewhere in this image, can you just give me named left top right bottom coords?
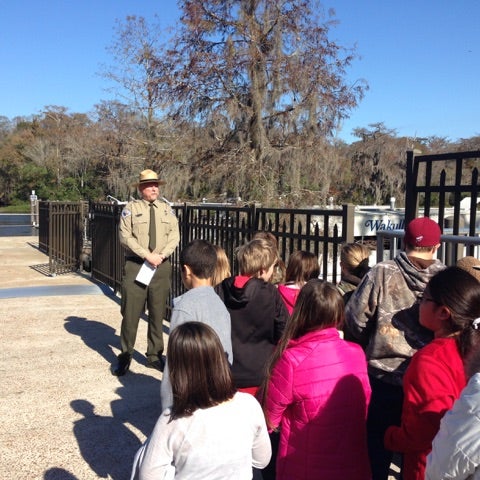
left=472, top=318, right=480, bottom=330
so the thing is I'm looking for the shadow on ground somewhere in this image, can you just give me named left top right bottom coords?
left=62, top=315, right=163, bottom=479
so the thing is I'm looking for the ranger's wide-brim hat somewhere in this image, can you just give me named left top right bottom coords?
left=133, top=169, right=165, bottom=187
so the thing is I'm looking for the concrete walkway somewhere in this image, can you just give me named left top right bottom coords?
left=0, top=237, right=165, bottom=480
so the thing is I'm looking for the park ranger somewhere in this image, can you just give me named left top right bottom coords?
left=112, top=169, right=180, bottom=376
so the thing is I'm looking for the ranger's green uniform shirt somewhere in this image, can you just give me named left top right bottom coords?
left=119, top=198, right=179, bottom=259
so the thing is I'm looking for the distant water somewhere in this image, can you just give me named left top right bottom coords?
left=0, top=214, right=38, bottom=237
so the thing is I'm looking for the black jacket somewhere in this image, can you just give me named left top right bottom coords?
left=216, top=277, right=289, bottom=388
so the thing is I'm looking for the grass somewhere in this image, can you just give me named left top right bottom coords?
left=0, top=204, right=31, bottom=213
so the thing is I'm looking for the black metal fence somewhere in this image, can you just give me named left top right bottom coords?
left=36, top=150, right=480, bottom=289
left=88, top=202, right=355, bottom=298
left=405, top=150, right=480, bottom=258
left=89, top=202, right=125, bottom=290
left=38, top=201, right=88, bottom=275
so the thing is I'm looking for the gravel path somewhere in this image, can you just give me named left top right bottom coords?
left=0, top=236, right=400, bottom=480
left=1, top=237, right=166, bottom=480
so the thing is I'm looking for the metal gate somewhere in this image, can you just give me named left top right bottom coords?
left=404, top=149, right=480, bottom=260
left=38, top=201, right=86, bottom=275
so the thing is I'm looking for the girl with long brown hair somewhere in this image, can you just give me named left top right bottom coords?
left=132, top=322, right=271, bottom=480
left=262, top=279, right=371, bottom=480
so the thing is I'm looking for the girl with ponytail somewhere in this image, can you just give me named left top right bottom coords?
left=385, top=266, right=480, bottom=480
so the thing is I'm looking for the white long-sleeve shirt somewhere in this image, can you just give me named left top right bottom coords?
left=426, top=373, right=480, bottom=480
left=132, top=392, right=271, bottom=480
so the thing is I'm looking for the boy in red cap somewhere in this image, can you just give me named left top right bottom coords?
left=344, top=216, right=445, bottom=480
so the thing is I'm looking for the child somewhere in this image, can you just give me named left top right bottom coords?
left=253, top=231, right=286, bottom=285
left=384, top=266, right=480, bottom=480
left=337, top=242, right=371, bottom=304
left=277, top=250, right=320, bottom=314
left=426, top=340, right=480, bottom=480
left=216, top=238, right=289, bottom=395
left=160, top=239, right=232, bottom=410
left=262, top=279, right=371, bottom=480
left=132, top=322, right=271, bottom=479
left=211, top=244, right=231, bottom=286
left=456, top=255, right=480, bottom=282
left=345, top=217, right=445, bottom=480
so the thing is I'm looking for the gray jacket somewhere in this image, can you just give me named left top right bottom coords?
left=160, top=286, right=232, bottom=410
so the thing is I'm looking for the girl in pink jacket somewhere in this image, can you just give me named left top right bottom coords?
left=262, top=279, right=372, bottom=480
left=277, top=250, right=320, bottom=314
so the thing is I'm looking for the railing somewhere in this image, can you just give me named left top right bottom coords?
left=172, top=203, right=254, bottom=296
left=38, top=198, right=480, bottom=298
left=89, top=202, right=126, bottom=291
left=254, top=204, right=355, bottom=284
left=38, top=201, right=87, bottom=275
left=89, top=202, right=355, bottom=298
left=405, top=150, right=480, bottom=242
left=376, top=229, right=480, bottom=264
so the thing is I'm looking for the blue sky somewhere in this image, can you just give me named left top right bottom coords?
left=1, top=1, right=479, bottom=144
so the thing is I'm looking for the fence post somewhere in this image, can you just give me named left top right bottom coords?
left=249, top=203, right=258, bottom=237
left=405, top=150, right=416, bottom=226
left=343, top=204, right=355, bottom=243
left=181, top=203, right=189, bottom=250
left=30, top=190, right=38, bottom=226
left=47, top=202, right=55, bottom=276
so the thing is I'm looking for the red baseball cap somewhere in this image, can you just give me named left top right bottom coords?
left=404, top=217, right=441, bottom=247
